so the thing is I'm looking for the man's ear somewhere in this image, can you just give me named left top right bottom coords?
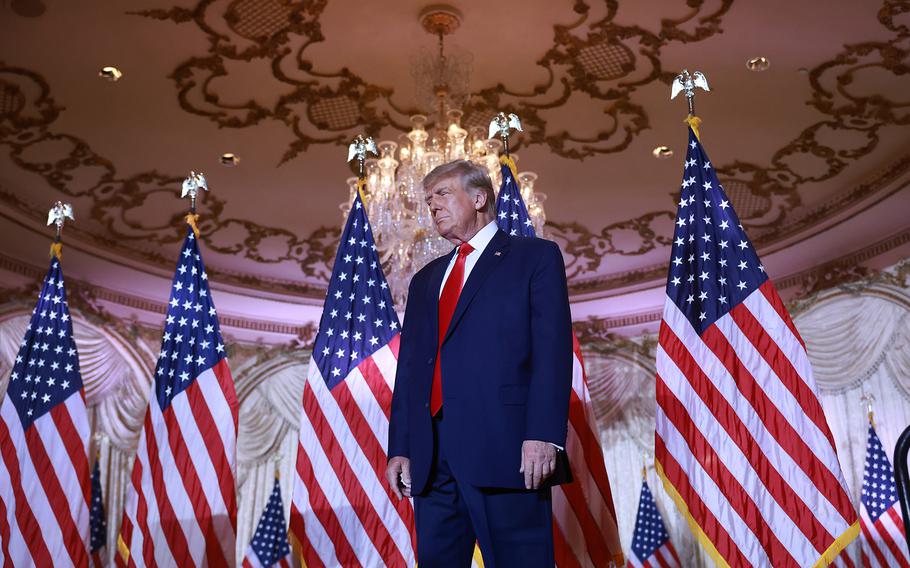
left=473, top=189, right=488, bottom=212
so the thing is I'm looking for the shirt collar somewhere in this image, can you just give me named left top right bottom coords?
left=464, top=220, right=498, bottom=255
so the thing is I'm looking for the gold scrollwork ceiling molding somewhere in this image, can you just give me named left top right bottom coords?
left=0, top=186, right=340, bottom=299
left=568, top=255, right=910, bottom=347
left=130, top=0, right=734, bottom=162
left=547, top=211, right=676, bottom=280
left=0, top=61, right=341, bottom=294
left=779, top=227, right=910, bottom=302
left=555, top=150, right=910, bottom=288
left=0, top=64, right=61, bottom=134
left=556, top=0, right=910, bottom=282
left=0, top=249, right=319, bottom=346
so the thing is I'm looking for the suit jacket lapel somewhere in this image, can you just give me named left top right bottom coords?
left=443, top=230, right=510, bottom=344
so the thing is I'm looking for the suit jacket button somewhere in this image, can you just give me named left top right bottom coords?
left=426, top=357, right=433, bottom=364
left=424, top=403, right=429, bottom=408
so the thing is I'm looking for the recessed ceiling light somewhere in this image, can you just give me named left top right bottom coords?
left=220, top=153, right=240, bottom=167
left=746, top=57, right=770, bottom=72
left=652, top=146, right=673, bottom=159
left=98, top=66, right=122, bottom=82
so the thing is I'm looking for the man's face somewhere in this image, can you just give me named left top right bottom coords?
left=424, top=176, right=480, bottom=243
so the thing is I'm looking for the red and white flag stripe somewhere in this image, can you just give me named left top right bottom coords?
left=0, top=394, right=90, bottom=567
left=289, top=336, right=417, bottom=567
left=656, top=281, right=858, bottom=567
left=117, top=361, right=238, bottom=568
left=627, top=543, right=680, bottom=568
left=552, top=337, right=624, bottom=567
left=860, top=506, right=910, bottom=567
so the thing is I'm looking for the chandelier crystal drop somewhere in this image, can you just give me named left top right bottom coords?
left=341, top=5, right=547, bottom=310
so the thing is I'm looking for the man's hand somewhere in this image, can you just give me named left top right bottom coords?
left=386, top=456, right=412, bottom=499
left=520, top=440, right=557, bottom=490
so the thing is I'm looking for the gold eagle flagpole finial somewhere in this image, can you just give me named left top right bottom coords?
left=489, top=112, right=522, bottom=178
left=181, top=171, right=208, bottom=237
left=347, top=134, right=378, bottom=201
left=862, top=391, right=876, bottom=428
left=671, top=69, right=710, bottom=139
left=47, top=201, right=74, bottom=260
left=489, top=112, right=522, bottom=157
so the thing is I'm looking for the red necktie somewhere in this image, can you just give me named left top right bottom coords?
left=430, top=242, right=474, bottom=416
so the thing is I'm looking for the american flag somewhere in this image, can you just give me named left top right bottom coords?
left=496, top=155, right=624, bottom=566
left=0, top=256, right=91, bottom=566
left=627, top=480, right=680, bottom=568
left=116, top=227, right=239, bottom=568
left=243, top=477, right=291, bottom=568
left=288, top=192, right=416, bottom=566
left=655, top=128, right=859, bottom=566
left=90, top=458, right=107, bottom=567
left=857, top=423, right=910, bottom=566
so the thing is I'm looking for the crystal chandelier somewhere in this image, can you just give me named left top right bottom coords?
left=343, top=5, right=547, bottom=309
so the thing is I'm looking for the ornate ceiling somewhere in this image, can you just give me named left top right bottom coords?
left=1, top=0, right=908, bottom=308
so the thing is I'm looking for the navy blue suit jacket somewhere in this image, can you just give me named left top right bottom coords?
left=388, top=230, right=573, bottom=494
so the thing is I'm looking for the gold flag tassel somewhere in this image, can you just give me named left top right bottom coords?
left=181, top=171, right=208, bottom=238
left=46, top=201, right=73, bottom=260
left=500, top=154, right=519, bottom=180
left=685, top=114, right=702, bottom=141
left=185, top=213, right=201, bottom=238
left=348, top=135, right=378, bottom=204
left=356, top=177, right=367, bottom=203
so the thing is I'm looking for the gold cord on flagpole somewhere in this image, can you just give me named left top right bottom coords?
left=356, top=177, right=367, bottom=204
left=47, top=201, right=73, bottom=261
left=862, top=392, right=876, bottom=428
left=348, top=135, right=377, bottom=204
left=273, top=451, right=282, bottom=480
left=685, top=114, right=703, bottom=141
left=185, top=213, right=201, bottom=238
left=181, top=171, right=208, bottom=237
left=500, top=154, right=519, bottom=180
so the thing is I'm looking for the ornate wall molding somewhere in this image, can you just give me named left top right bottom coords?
left=1, top=1, right=907, bottom=301
left=0, top=250, right=319, bottom=345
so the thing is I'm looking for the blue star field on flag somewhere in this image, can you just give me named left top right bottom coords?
left=90, top=459, right=107, bottom=553
left=862, top=424, right=900, bottom=522
left=153, top=227, right=227, bottom=409
left=312, top=193, right=399, bottom=389
left=495, top=158, right=536, bottom=238
left=248, top=477, right=291, bottom=566
left=630, top=481, right=673, bottom=562
left=666, top=128, right=768, bottom=334
left=5, top=258, right=83, bottom=430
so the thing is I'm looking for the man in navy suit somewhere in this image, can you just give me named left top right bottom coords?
left=386, top=160, right=573, bottom=567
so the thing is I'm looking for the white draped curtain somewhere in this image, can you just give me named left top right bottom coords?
left=0, top=261, right=908, bottom=566
left=588, top=266, right=910, bottom=566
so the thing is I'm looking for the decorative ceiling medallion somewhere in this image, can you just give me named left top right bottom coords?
left=418, top=4, right=462, bottom=36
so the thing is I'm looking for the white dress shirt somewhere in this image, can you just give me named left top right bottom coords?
left=438, top=221, right=499, bottom=298
left=435, top=220, right=563, bottom=450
